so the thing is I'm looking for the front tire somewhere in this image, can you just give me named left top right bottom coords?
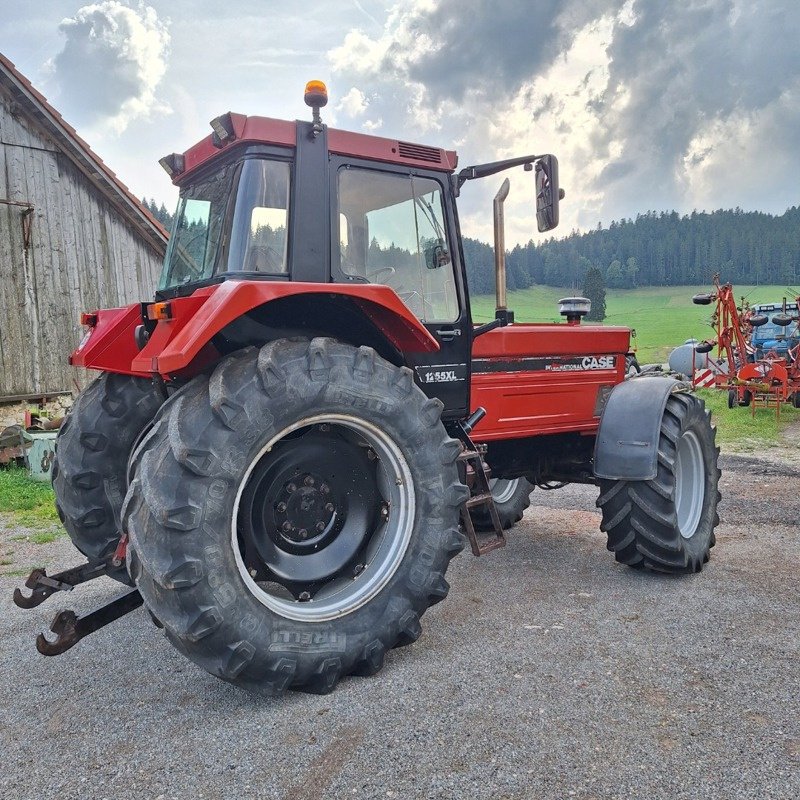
left=53, top=373, right=163, bottom=582
left=473, top=478, right=533, bottom=531
left=124, top=339, right=467, bottom=694
left=596, top=392, right=721, bottom=573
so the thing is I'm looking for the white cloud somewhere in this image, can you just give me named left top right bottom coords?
left=336, top=87, right=369, bottom=116
left=50, top=1, right=170, bottom=135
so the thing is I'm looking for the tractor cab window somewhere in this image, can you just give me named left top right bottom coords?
left=159, top=164, right=235, bottom=289
left=338, top=168, right=459, bottom=323
left=227, top=158, right=291, bottom=274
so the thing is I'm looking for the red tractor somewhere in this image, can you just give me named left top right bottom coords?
left=15, top=83, right=721, bottom=695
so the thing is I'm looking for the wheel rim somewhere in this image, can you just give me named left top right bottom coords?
left=231, top=414, right=415, bottom=622
left=674, top=430, right=705, bottom=539
left=489, top=478, right=521, bottom=504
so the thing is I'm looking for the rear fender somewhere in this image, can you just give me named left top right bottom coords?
left=133, top=280, right=439, bottom=376
left=593, top=377, right=687, bottom=481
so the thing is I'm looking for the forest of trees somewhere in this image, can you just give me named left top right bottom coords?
left=463, top=206, right=800, bottom=293
left=142, top=198, right=175, bottom=231
left=143, top=197, right=800, bottom=292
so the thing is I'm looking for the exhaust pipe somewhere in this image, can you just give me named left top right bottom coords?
left=494, top=178, right=510, bottom=317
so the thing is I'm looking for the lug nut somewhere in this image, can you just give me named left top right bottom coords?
left=315, top=521, right=325, bottom=532
left=353, top=563, right=365, bottom=576
left=298, top=528, right=308, bottom=539
left=304, top=475, right=315, bottom=487
left=282, top=521, right=293, bottom=532
left=318, top=423, right=330, bottom=432
left=380, top=504, right=389, bottom=517
left=276, top=502, right=287, bottom=513
left=287, top=482, right=297, bottom=493
left=298, top=591, right=311, bottom=601
left=320, top=483, right=330, bottom=494
left=325, top=503, right=335, bottom=513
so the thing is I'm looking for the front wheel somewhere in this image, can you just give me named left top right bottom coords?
left=124, top=339, right=467, bottom=694
left=472, top=478, right=533, bottom=531
left=597, top=392, right=721, bottom=573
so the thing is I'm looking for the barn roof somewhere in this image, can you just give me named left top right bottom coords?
left=0, top=53, right=168, bottom=254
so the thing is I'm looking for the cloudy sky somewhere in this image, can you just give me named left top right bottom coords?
left=3, top=0, right=799, bottom=244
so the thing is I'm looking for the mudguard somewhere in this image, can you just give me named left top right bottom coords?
left=72, top=280, right=440, bottom=377
left=593, top=376, right=688, bottom=481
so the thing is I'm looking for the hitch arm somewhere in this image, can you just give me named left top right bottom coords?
left=13, top=560, right=109, bottom=609
left=36, top=590, right=143, bottom=656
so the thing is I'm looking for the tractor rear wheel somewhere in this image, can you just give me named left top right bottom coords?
left=596, top=392, right=720, bottom=573
left=473, top=478, right=532, bottom=531
left=124, top=339, right=467, bottom=695
left=53, top=373, right=163, bottom=583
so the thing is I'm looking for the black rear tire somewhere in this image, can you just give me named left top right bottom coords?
left=124, top=339, right=467, bottom=695
left=596, top=393, right=721, bottom=574
left=473, top=478, right=532, bottom=531
left=53, top=373, right=163, bottom=583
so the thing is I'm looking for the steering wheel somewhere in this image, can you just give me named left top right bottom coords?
left=366, top=266, right=396, bottom=284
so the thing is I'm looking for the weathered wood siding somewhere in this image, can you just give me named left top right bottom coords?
left=0, top=86, right=164, bottom=397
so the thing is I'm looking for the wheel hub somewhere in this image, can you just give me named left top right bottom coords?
left=232, top=414, right=416, bottom=623
left=238, top=429, right=381, bottom=585
left=274, top=473, right=336, bottom=545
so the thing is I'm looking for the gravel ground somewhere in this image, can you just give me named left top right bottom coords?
left=1, top=451, right=798, bottom=800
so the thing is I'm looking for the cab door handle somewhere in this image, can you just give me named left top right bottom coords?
left=435, top=327, right=461, bottom=341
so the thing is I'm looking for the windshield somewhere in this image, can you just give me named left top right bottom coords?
left=338, top=168, right=459, bottom=323
left=159, top=164, right=234, bottom=290
left=751, top=305, right=799, bottom=343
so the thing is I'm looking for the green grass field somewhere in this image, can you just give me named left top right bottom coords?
left=696, top=389, right=800, bottom=448
left=0, top=468, right=62, bottom=534
left=471, top=284, right=795, bottom=364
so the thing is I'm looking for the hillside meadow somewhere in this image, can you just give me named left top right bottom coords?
left=470, top=284, right=796, bottom=363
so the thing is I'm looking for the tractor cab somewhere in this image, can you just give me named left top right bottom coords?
left=750, top=301, right=800, bottom=360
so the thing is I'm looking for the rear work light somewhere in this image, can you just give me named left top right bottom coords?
left=158, top=153, right=185, bottom=178
left=80, top=312, right=98, bottom=327
left=147, top=302, right=173, bottom=321
left=210, top=113, right=236, bottom=147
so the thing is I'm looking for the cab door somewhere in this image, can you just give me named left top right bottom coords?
left=333, top=161, right=471, bottom=418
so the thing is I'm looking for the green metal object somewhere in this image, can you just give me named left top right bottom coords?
left=26, top=430, right=57, bottom=482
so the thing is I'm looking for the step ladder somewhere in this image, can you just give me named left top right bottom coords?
left=453, top=410, right=506, bottom=556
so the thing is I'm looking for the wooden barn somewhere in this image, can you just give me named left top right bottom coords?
left=0, top=53, right=168, bottom=401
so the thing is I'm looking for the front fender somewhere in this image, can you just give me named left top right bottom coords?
left=593, top=376, right=688, bottom=481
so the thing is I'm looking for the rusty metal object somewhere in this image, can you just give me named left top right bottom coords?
left=452, top=417, right=506, bottom=557
left=36, top=590, right=143, bottom=656
left=12, top=560, right=109, bottom=609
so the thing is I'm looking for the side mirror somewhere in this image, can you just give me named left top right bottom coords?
left=424, top=240, right=450, bottom=270
left=535, top=155, right=563, bottom=232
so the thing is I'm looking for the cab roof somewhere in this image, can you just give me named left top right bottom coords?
left=173, top=113, right=458, bottom=185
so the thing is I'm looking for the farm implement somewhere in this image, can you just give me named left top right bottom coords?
left=693, top=275, right=800, bottom=415
left=14, top=82, right=721, bottom=695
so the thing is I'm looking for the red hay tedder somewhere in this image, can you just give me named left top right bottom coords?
left=14, top=82, right=721, bottom=695
left=693, top=274, right=800, bottom=416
